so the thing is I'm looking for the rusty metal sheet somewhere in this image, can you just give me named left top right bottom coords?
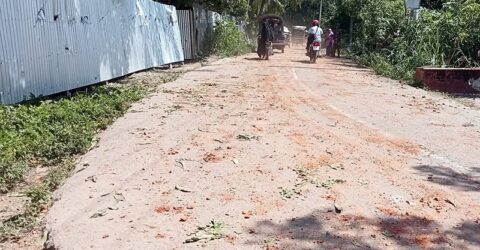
left=416, top=67, right=480, bottom=94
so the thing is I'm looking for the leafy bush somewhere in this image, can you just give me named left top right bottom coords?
left=301, top=0, right=480, bottom=83
left=209, top=20, right=251, bottom=57
left=353, top=0, right=480, bottom=83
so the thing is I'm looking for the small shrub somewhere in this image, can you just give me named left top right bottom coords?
left=209, top=20, right=251, bottom=57
left=329, top=0, right=480, bottom=84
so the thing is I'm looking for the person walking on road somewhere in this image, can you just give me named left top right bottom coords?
left=326, top=28, right=335, bottom=57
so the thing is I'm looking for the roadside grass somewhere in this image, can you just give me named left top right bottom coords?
left=0, top=70, right=181, bottom=240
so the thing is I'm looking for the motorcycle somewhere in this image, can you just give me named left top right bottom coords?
left=308, top=40, right=320, bottom=63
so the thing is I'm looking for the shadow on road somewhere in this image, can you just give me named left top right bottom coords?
left=245, top=210, right=378, bottom=249
left=291, top=60, right=316, bottom=64
left=326, top=61, right=369, bottom=69
left=268, top=65, right=370, bottom=72
left=413, top=165, right=480, bottom=192
left=244, top=57, right=266, bottom=61
left=448, top=93, right=480, bottom=101
left=446, top=222, right=480, bottom=245
left=245, top=210, right=479, bottom=249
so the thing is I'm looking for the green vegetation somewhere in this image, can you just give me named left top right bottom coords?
left=159, top=0, right=303, bottom=39
left=0, top=70, right=184, bottom=239
left=349, top=0, right=480, bottom=82
left=185, top=220, right=225, bottom=243
left=158, top=0, right=249, bottom=17
left=286, top=0, right=480, bottom=83
left=0, top=85, right=146, bottom=192
left=159, top=0, right=302, bottom=18
left=209, top=20, right=252, bottom=57
left=0, top=70, right=183, bottom=239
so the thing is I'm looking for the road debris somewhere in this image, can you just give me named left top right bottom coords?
left=175, top=185, right=192, bottom=193
left=237, top=134, right=260, bottom=141
left=203, top=153, right=219, bottom=162
left=185, top=220, right=225, bottom=243
left=319, top=179, right=346, bottom=189
left=327, top=121, right=339, bottom=127
left=351, top=240, right=362, bottom=247
left=90, top=209, right=108, bottom=218
left=445, top=199, right=456, bottom=207
left=168, top=149, right=179, bottom=155
left=175, top=158, right=197, bottom=170
left=85, top=175, right=97, bottom=183
left=278, top=187, right=301, bottom=199
left=242, top=210, right=254, bottom=219
left=75, top=167, right=88, bottom=173
left=382, top=230, right=395, bottom=238
left=154, top=206, right=171, bottom=213
left=334, top=202, right=343, bottom=214
left=113, top=192, right=126, bottom=202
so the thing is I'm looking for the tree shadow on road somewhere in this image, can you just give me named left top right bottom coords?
left=413, top=165, right=480, bottom=192
left=269, top=65, right=371, bottom=72
left=326, top=61, right=370, bottom=70
left=291, top=60, right=316, bottom=64
left=446, top=222, right=480, bottom=245
left=244, top=57, right=266, bottom=61
left=245, top=210, right=378, bottom=250
left=244, top=210, right=479, bottom=249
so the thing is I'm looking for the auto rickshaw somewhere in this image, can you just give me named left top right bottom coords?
left=257, top=15, right=287, bottom=57
left=292, top=26, right=307, bottom=45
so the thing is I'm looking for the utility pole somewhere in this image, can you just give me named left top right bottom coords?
left=319, top=0, right=323, bottom=22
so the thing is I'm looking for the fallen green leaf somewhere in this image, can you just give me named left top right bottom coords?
left=382, top=230, right=394, bottom=237
left=278, top=187, right=301, bottom=199
left=318, top=179, right=346, bottom=189
left=237, top=134, right=259, bottom=141
left=185, top=220, right=225, bottom=243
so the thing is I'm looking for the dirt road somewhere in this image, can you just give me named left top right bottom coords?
left=45, top=47, right=480, bottom=249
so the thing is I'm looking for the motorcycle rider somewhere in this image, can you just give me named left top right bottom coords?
left=306, top=19, right=323, bottom=54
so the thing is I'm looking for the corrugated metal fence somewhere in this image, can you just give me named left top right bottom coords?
left=0, top=0, right=184, bottom=104
left=177, top=10, right=196, bottom=60
left=177, top=5, right=222, bottom=60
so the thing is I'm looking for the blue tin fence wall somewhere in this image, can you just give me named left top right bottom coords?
left=0, top=0, right=184, bottom=104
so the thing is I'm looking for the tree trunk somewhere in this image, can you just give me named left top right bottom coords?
left=349, top=16, right=353, bottom=48
left=258, top=0, right=268, bottom=17
left=248, top=0, right=256, bottom=20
